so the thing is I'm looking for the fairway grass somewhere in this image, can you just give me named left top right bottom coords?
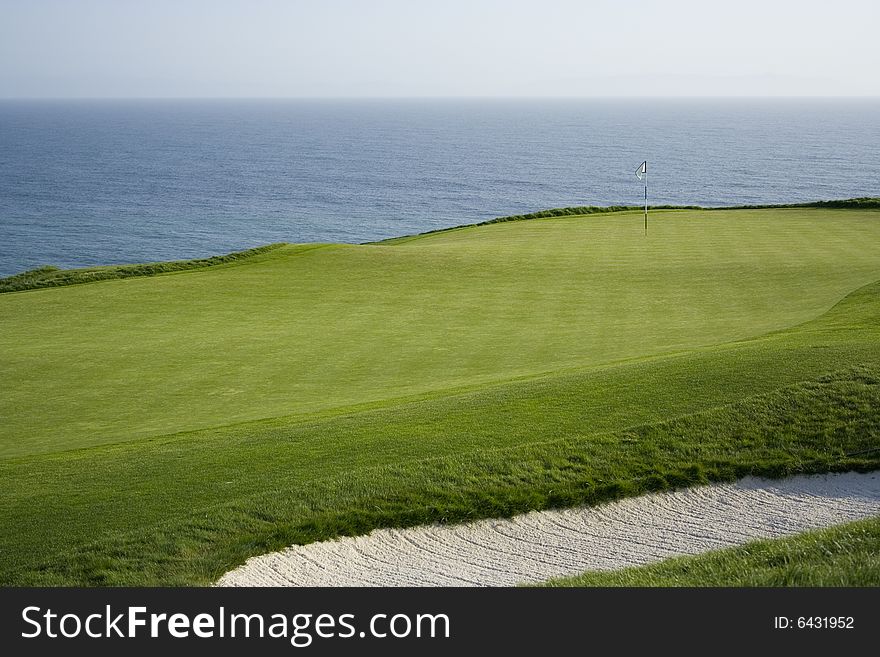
left=1, top=206, right=879, bottom=585
left=3, top=208, right=880, bottom=456
left=541, top=516, right=880, bottom=587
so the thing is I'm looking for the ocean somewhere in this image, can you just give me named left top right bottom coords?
left=1, top=98, right=878, bottom=277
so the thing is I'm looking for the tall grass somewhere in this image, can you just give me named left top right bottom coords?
left=542, top=516, right=880, bottom=587
left=0, top=243, right=286, bottom=293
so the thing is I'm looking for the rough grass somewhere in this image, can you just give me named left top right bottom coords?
left=0, top=243, right=286, bottom=293
left=541, top=516, right=880, bottom=587
left=1, top=366, right=878, bottom=586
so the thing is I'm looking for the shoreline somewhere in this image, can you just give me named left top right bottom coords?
left=3, top=198, right=878, bottom=288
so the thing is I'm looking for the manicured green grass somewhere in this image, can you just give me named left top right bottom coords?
left=2, top=208, right=880, bottom=457
left=373, top=197, right=880, bottom=243
left=541, top=516, right=880, bottom=587
left=0, top=206, right=878, bottom=585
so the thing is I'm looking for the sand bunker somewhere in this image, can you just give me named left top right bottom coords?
left=217, top=471, right=880, bottom=587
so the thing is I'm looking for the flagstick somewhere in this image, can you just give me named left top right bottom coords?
left=635, top=160, right=648, bottom=236
left=644, top=162, right=648, bottom=236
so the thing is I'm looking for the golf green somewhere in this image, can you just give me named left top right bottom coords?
left=2, top=207, right=879, bottom=457
left=1, top=204, right=879, bottom=585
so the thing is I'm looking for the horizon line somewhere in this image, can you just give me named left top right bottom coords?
left=2, top=94, right=880, bottom=101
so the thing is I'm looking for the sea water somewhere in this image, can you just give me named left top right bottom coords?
left=1, top=98, right=878, bottom=276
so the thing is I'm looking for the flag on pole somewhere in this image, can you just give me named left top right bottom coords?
left=636, top=161, right=647, bottom=234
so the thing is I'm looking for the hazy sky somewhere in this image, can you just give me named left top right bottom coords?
left=1, top=0, right=878, bottom=98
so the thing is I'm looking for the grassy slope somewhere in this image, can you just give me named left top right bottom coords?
left=7, top=200, right=875, bottom=293
left=1, top=358, right=878, bottom=585
left=0, top=244, right=287, bottom=293
left=0, top=208, right=878, bottom=583
left=542, top=516, right=880, bottom=587
left=2, top=208, right=880, bottom=457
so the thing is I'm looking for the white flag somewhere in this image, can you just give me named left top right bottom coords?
left=635, top=161, right=646, bottom=180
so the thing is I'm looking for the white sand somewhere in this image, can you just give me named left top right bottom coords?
left=217, top=471, right=880, bottom=587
